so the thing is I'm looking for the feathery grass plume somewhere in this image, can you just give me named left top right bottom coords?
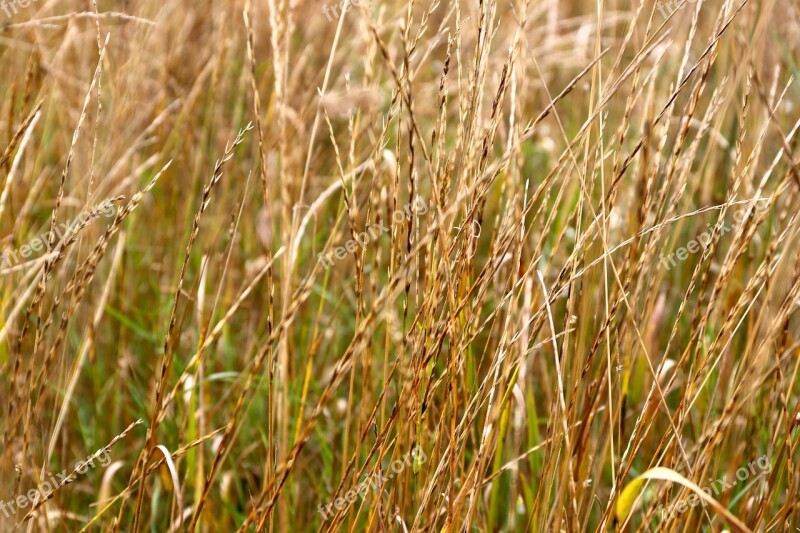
left=125, top=124, right=252, bottom=531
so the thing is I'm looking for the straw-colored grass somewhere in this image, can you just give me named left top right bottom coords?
left=1, top=0, right=799, bottom=530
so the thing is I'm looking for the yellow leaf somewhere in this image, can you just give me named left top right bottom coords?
left=615, top=476, right=645, bottom=523
left=615, top=467, right=752, bottom=533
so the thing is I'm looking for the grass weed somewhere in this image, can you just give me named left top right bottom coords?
left=0, top=0, right=799, bottom=530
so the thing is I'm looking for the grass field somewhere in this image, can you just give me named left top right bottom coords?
left=0, top=0, right=799, bottom=530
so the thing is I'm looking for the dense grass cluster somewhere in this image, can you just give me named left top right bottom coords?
left=0, top=0, right=799, bottom=530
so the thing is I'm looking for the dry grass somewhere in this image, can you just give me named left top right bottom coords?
left=0, top=0, right=799, bottom=530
